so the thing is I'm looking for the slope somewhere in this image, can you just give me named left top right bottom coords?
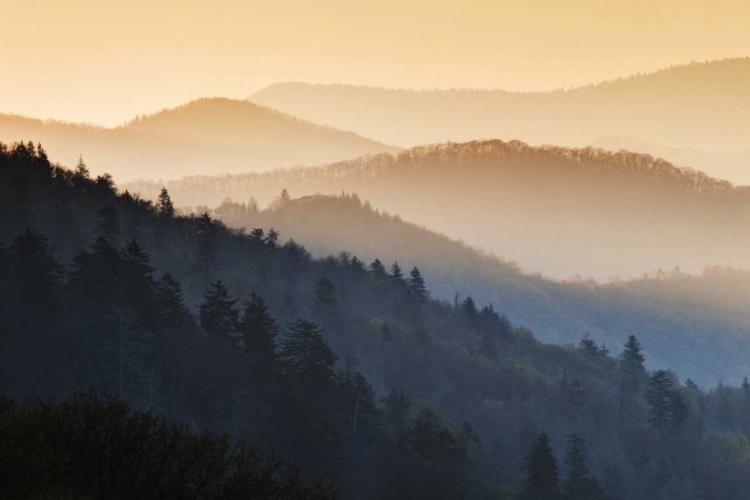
left=0, top=98, right=397, bottom=181
left=250, top=58, right=750, bottom=151
left=123, top=139, right=750, bottom=279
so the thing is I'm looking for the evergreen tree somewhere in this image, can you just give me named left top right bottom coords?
left=368, top=258, right=387, bottom=279
left=278, top=319, right=337, bottom=388
left=8, top=229, right=62, bottom=320
left=156, top=187, right=175, bottom=218
left=349, top=256, right=365, bottom=272
left=462, top=296, right=478, bottom=322
left=120, top=240, right=156, bottom=322
left=313, top=276, right=337, bottom=306
left=72, top=154, right=90, bottom=182
left=96, top=205, right=121, bottom=246
left=384, top=388, right=411, bottom=434
left=191, top=212, right=217, bottom=282
left=238, top=293, right=277, bottom=366
left=645, top=370, right=677, bottom=432
left=562, top=434, right=603, bottom=500
left=408, top=266, right=428, bottom=304
left=389, top=261, right=404, bottom=283
left=199, top=279, right=239, bottom=342
left=578, top=333, right=600, bottom=358
left=521, top=432, right=562, bottom=500
left=408, top=408, right=442, bottom=460
left=154, top=272, right=190, bottom=329
left=621, top=335, right=646, bottom=373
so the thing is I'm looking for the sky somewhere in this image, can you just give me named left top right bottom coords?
left=2, top=0, right=750, bottom=127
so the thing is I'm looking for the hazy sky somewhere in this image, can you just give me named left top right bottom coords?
left=2, top=0, right=749, bottom=126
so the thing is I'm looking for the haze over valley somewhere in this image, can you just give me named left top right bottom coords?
left=5, top=2, right=750, bottom=498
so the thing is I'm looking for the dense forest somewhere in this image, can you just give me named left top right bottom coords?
left=7, top=142, right=750, bottom=498
left=191, top=192, right=750, bottom=387
left=250, top=58, right=750, bottom=150
left=0, top=98, right=396, bottom=181
left=124, top=139, right=750, bottom=279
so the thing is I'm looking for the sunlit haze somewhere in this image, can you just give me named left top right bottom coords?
left=2, top=0, right=750, bottom=126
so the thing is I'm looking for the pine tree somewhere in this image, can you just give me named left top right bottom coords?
left=313, top=276, right=337, bottom=306
left=73, top=154, right=90, bottom=182
left=278, top=319, right=338, bottom=388
left=120, top=240, right=156, bottom=322
left=645, top=370, right=676, bottom=432
left=154, top=272, right=190, bottom=329
left=349, top=256, right=365, bottom=272
left=199, top=279, right=239, bottom=342
left=621, top=335, right=646, bottom=373
left=264, top=229, right=279, bottom=248
left=408, top=266, right=428, bottom=304
left=384, top=388, right=411, bottom=434
left=389, top=261, right=404, bottom=283
left=8, top=229, right=62, bottom=319
left=521, top=432, right=562, bottom=500
left=368, top=259, right=387, bottom=279
left=562, top=434, right=603, bottom=500
left=462, top=296, right=478, bottom=322
left=408, top=408, right=441, bottom=460
left=96, top=205, right=121, bottom=246
left=192, top=212, right=217, bottom=282
left=238, top=293, right=277, bottom=365
left=156, top=187, right=175, bottom=218
left=578, top=333, right=600, bottom=358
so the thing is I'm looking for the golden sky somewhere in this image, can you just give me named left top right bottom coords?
left=2, top=0, right=749, bottom=126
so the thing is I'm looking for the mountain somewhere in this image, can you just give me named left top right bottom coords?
left=205, top=192, right=750, bottom=387
left=8, top=140, right=750, bottom=499
left=123, top=139, right=750, bottom=280
left=591, top=136, right=750, bottom=186
left=0, top=98, right=397, bottom=181
left=250, top=58, right=750, bottom=151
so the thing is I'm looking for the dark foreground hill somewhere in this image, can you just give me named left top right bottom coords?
left=250, top=58, right=750, bottom=150
left=124, top=139, right=750, bottom=279
left=5, top=141, right=750, bottom=498
left=0, top=98, right=397, bottom=181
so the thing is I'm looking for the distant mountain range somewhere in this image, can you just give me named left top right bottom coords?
left=250, top=58, right=750, bottom=151
left=123, top=139, right=750, bottom=279
left=0, top=98, right=397, bottom=181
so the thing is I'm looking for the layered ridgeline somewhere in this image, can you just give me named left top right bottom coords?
left=123, top=139, right=750, bottom=279
left=9, top=143, right=750, bottom=498
left=250, top=58, right=750, bottom=151
left=0, top=98, right=396, bottom=182
left=197, top=192, right=750, bottom=387
left=591, top=137, right=750, bottom=186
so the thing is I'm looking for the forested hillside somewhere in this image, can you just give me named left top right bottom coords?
left=250, top=58, right=750, bottom=150
left=590, top=137, right=750, bottom=186
left=198, top=192, right=750, bottom=386
left=0, top=98, right=396, bottom=181
left=7, top=142, right=750, bottom=498
left=124, top=139, right=750, bottom=279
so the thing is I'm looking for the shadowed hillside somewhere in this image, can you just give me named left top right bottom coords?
left=250, top=58, right=750, bottom=150
left=10, top=141, right=750, bottom=499
left=0, top=98, right=397, bottom=181
left=202, top=192, right=750, bottom=386
left=124, top=139, right=750, bottom=279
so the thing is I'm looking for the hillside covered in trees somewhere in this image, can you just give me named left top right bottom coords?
left=0, top=98, right=396, bottom=182
left=250, top=58, right=750, bottom=151
left=197, top=192, right=750, bottom=387
left=8, top=142, right=750, bottom=499
left=124, top=139, right=750, bottom=279
left=590, top=136, right=750, bottom=186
